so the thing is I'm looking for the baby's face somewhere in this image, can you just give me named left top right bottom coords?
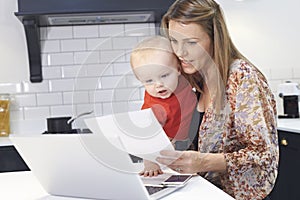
left=133, top=51, right=180, bottom=99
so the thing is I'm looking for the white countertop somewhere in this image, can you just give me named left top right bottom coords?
left=277, top=118, right=300, bottom=133
left=1, top=118, right=300, bottom=147
left=0, top=171, right=234, bottom=200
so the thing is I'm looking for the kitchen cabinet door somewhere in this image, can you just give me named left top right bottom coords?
left=269, top=130, right=300, bottom=200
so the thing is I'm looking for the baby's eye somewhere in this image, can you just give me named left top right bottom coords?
left=144, top=79, right=153, bottom=84
left=161, top=73, right=169, bottom=78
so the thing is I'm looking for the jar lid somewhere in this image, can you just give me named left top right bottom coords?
left=0, top=93, right=10, bottom=100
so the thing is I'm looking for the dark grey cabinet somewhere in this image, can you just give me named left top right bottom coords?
left=269, top=130, right=300, bottom=200
left=0, top=145, right=30, bottom=172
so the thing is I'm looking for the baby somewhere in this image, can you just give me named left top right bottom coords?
left=130, top=36, right=197, bottom=176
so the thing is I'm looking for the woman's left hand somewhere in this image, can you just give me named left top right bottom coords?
left=156, top=150, right=206, bottom=174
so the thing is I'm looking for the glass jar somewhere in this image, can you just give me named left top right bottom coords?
left=0, top=94, right=10, bottom=136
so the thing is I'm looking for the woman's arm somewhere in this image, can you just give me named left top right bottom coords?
left=156, top=150, right=226, bottom=174
left=221, top=62, right=279, bottom=199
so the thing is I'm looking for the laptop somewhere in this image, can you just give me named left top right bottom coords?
left=11, top=133, right=178, bottom=200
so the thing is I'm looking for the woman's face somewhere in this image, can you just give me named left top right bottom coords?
left=168, top=20, right=213, bottom=74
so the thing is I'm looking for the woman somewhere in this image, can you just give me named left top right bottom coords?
left=155, top=0, right=279, bottom=199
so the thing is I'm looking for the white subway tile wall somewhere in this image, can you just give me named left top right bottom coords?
left=0, top=83, right=22, bottom=94
left=73, top=25, right=99, bottom=38
left=13, top=94, right=37, bottom=107
left=43, top=67, right=62, bottom=79
left=61, top=39, right=86, bottom=52
left=85, top=63, right=114, bottom=77
left=50, top=105, right=73, bottom=117
left=48, top=52, right=74, bottom=65
left=22, top=81, right=49, bottom=93
left=49, top=79, right=75, bottom=92
left=1, top=23, right=154, bottom=134
left=36, top=93, right=63, bottom=106
left=24, top=107, right=50, bottom=120
left=86, top=38, right=113, bottom=50
left=10, top=108, right=24, bottom=121
left=74, top=51, right=100, bottom=64
left=47, top=26, right=73, bottom=39
left=100, top=50, right=126, bottom=63
left=99, top=24, right=125, bottom=37
left=10, top=119, right=46, bottom=135
left=41, top=40, right=60, bottom=53
left=113, top=63, right=132, bottom=76
left=61, top=65, right=87, bottom=78
left=63, top=91, right=90, bottom=104
left=1, top=22, right=299, bottom=134
left=91, top=90, right=114, bottom=103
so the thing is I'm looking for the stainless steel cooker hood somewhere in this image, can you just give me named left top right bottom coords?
left=47, top=13, right=154, bottom=25
left=15, top=0, right=175, bottom=82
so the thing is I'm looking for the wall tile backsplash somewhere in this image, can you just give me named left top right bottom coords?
left=0, top=22, right=299, bottom=134
left=1, top=23, right=152, bottom=134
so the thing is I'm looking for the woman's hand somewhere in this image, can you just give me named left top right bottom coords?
left=156, top=150, right=226, bottom=174
left=156, top=150, right=204, bottom=174
left=139, top=160, right=163, bottom=177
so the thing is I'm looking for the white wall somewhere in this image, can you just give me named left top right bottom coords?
left=0, top=0, right=29, bottom=83
left=219, top=0, right=300, bottom=82
left=218, top=0, right=300, bottom=114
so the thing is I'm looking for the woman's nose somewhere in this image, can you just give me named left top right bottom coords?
left=175, top=43, right=186, bottom=57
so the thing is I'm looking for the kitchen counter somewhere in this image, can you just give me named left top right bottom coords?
left=0, top=171, right=234, bottom=200
left=277, top=118, right=300, bottom=133
left=1, top=118, right=300, bottom=147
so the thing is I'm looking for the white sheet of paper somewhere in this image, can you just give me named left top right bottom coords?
left=84, top=109, right=175, bottom=164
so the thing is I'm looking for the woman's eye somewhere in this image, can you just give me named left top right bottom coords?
left=187, top=41, right=197, bottom=45
left=169, top=39, right=177, bottom=44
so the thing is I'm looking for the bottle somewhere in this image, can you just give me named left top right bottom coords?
left=0, top=94, right=10, bottom=136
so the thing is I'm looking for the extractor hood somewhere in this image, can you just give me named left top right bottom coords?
left=15, top=0, right=175, bottom=83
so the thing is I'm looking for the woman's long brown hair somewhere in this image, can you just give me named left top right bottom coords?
left=160, top=0, right=250, bottom=93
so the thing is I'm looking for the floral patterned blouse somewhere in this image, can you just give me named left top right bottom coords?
left=198, top=59, right=279, bottom=200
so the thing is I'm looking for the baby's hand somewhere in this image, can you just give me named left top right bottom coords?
left=139, top=160, right=163, bottom=177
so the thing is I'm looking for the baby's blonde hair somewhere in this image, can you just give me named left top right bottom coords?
left=130, top=35, right=176, bottom=69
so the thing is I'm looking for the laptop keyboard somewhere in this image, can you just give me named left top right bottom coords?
left=145, top=186, right=167, bottom=195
